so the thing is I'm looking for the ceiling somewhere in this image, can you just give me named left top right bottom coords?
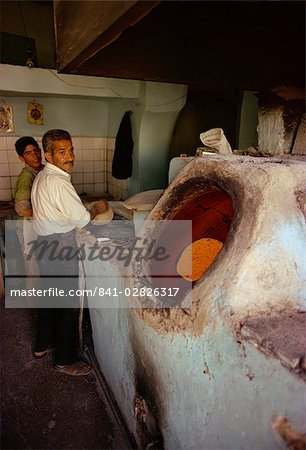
left=54, top=0, right=305, bottom=91
left=0, top=0, right=56, bottom=69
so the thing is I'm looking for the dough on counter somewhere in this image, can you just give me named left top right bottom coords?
left=124, top=189, right=164, bottom=211
left=83, top=200, right=114, bottom=225
left=91, top=206, right=114, bottom=225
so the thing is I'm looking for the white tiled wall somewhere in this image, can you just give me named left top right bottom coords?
left=0, top=136, right=128, bottom=202
left=105, top=140, right=128, bottom=201
left=0, top=135, right=25, bottom=201
left=71, top=137, right=107, bottom=196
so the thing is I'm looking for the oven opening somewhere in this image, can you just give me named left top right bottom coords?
left=148, top=185, right=235, bottom=303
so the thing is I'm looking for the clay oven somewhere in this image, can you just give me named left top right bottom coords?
left=131, top=154, right=306, bottom=334
left=80, top=154, right=306, bottom=449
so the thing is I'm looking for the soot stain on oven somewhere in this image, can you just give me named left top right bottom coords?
left=129, top=322, right=164, bottom=449
left=295, top=187, right=306, bottom=222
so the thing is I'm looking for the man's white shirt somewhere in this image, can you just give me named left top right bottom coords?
left=31, top=162, right=90, bottom=235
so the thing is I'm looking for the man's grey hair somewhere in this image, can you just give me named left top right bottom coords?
left=42, top=129, right=72, bottom=154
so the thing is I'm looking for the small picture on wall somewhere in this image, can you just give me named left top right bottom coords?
left=28, top=101, right=43, bottom=125
left=0, top=99, right=13, bottom=132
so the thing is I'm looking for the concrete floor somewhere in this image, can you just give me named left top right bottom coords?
left=0, top=299, right=133, bottom=450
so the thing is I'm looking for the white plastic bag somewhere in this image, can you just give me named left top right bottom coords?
left=200, top=128, right=232, bottom=155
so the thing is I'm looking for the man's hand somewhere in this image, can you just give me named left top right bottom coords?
left=17, top=208, right=33, bottom=218
left=15, top=200, right=33, bottom=217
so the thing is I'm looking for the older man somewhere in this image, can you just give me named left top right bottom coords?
left=31, top=129, right=107, bottom=376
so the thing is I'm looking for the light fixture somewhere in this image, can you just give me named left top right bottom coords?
left=26, top=46, right=34, bottom=68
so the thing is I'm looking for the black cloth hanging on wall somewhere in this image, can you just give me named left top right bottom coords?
left=112, top=111, right=133, bottom=179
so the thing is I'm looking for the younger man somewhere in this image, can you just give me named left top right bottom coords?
left=14, top=137, right=44, bottom=305
left=14, top=136, right=43, bottom=219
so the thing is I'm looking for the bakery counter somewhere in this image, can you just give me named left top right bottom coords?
left=76, top=217, right=138, bottom=431
left=76, top=215, right=136, bottom=310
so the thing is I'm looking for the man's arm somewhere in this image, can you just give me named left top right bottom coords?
left=54, top=176, right=109, bottom=227
left=14, top=169, right=35, bottom=217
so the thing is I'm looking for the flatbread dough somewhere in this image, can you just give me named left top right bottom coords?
left=177, top=238, right=223, bottom=281
left=91, top=206, right=114, bottom=225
